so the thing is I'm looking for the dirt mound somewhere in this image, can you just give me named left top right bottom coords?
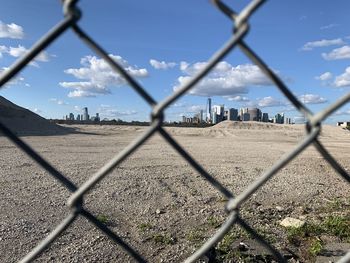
left=212, top=120, right=302, bottom=130
left=0, top=96, right=73, bottom=136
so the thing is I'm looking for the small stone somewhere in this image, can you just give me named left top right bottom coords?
left=238, top=242, right=249, bottom=251
left=280, top=217, right=305, bottom=228
left=156, top=209, right=163, bottom=214
left=276, top=206, right=284, bottom=211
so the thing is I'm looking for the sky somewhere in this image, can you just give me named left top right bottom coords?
left=0, top=0, right=350, bottom=124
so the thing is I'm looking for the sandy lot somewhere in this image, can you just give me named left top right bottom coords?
left=0, top=122, right=349, bottom=262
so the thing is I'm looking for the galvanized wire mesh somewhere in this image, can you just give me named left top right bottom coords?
left=0, top=0, right=349, bottom=262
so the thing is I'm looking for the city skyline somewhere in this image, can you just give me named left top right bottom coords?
left=181, top=98, right=293, bottom=125
left=0, top=1, right=350, bottom=124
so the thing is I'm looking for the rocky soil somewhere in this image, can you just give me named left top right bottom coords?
left=0, top=122, right=349, bottom=262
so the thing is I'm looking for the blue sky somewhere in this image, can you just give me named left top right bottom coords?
left=0, top=0, right=350, bottom=123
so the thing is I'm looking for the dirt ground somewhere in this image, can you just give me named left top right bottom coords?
left=0, top=122, right=349, bottom=262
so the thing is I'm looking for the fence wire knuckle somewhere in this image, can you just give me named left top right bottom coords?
left=0, top=0, right=349, bottom=262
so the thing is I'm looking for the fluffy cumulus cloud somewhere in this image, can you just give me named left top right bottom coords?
left=0, top=45, right=50, bottom=66
left=149, top=59, right=176, bottom=70
left=258, top=96, right=285, bottom=107
left=173, top=62, right=271, bottom=97
left=315, top=72, right=333, bottom=81
left=298, top=94, right=327, bottom=104
left=334, top=67, right=350, bottom=88
left=98, top=104, right=137, bottom=118
left=0, top=67, right=25, bottom=87
left=0, top=21, right=24, bottom=39
left=60, top=54, right=148, bottom=98
left=8, top=45, right=49, bottom=62
left=301, top=38, right=345, bottom=51
left=226, top=95, right=250, bottom=102
left=322, top=46, right=350, bottom=60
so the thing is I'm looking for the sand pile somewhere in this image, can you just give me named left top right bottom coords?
left=0, top=96, right=71, bottom=136
left=166, top=120, right=306, bottom=138
left=212, top=120, right=302, bottom=130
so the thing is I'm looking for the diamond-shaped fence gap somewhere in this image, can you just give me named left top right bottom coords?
left=215, top=218, right=290, bottom=262
left=314, top=117, right=350, bottom=166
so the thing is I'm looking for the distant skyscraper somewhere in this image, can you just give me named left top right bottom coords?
left=206, top=98, right=211, bottom=123
left=83, top=107, right=88, bottom=121
left=262, top=113, right=269, bottom=122
left=275, top=113, right=284, bottom=124
left=247, top=108, right=261, bottom=121
left=211, top=111, right=217, bottom=124
left=239, top=107, right=248, bottom=120
left=227, top=108, right=238, bottom=121
left=69, top=113, right=74, bottom=120
left=213, top=105, right=224, bottom=122
left=284, top=117, right=291, bottom=124
left=77, top=114, right=81, bottom=121
left=242, top=112, right=250, bottom=121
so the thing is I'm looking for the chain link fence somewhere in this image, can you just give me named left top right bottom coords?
left=0, top=0, right=349, bottom=262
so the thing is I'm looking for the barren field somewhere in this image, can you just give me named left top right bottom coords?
left=0, top=122, right=349, bottom=262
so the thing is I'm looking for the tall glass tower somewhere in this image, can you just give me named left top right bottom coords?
left=83, top=107, right=89, bottom=121
left=206, top=98, right=211, bottom=123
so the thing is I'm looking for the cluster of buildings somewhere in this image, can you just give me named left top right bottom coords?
left=64, top=107, right=100, bottom=122
left=181, top=98, right=293, bottom=125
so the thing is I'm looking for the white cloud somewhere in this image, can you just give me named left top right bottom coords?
left=258, top=96, right=285, bottom=107
left=322, top=45, right=350, bottom=60
left=98, top=104, right=137, bottom=118
left=49, top=98, right=68, bottom=105
left=0, top=21, right=24, bottom=39
left=301, top=38, right=345, bottom=51
left=173, top=62, right=271, bottom=97
left=0, top=45, right=7, bottom=57
left=8, top=45, right=50, bottom=62
left=60, top=54, right=148, bottom=98
left=333, top=109, right=350, bottom=116
left=334, top=67, right=350, bottom=88
left=60, top=82, right=110, bottom=98
left=149, top=59, right=176, bottom=70
left=320, top=23, right=339, bottom=30
left=298, top=94, right=327, bottom=104
left=226, top=95, right=249, bottom=102
left=315, top=72, right=333, bottom=81
left=0, top=67, right=25, bottom=87
left=0, top=45, right=51, bottom=66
